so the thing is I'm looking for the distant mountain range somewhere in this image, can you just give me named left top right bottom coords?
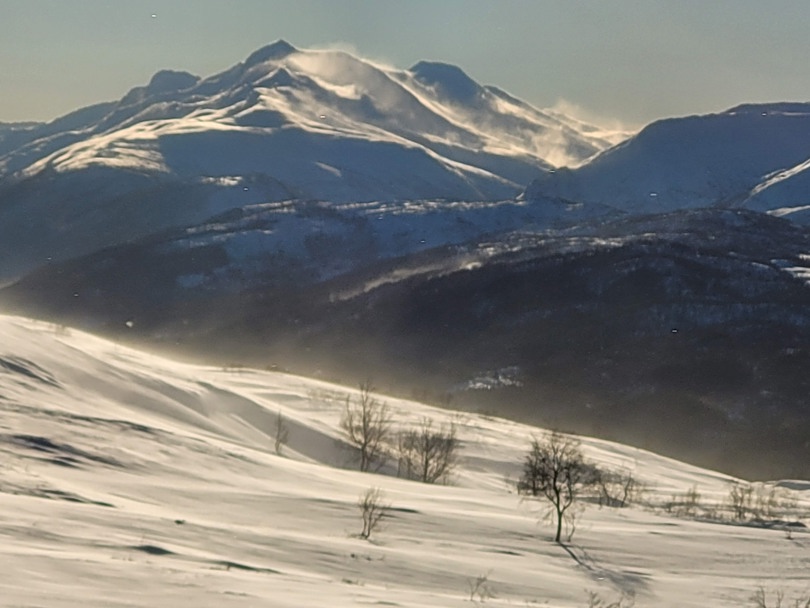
left=1, top=42, right=809, bottom=479
left=524, top=102, right=810, bottom=224
left=0, top=40, right=616, bottom=283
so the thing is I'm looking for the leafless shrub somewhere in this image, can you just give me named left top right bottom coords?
left=467, top=571, right=495, bottom=603
left=306, top=387, right=344, bottom=404
left=664, top=484, right=702, bottom=517
left=750, top=586, right=810, bottom=608
left=728, top=481, right=755, bottom=520
left=396, top=418, right=459, bottom=484
left=341, top=381, right=392, bottom=472
left=274, top=410, right=289, bottom=455
left=586, top=590, right=635, bottom=607
left=358, top=487, right=389, bottom=540
left=594, top=468, right=642, bottom=508
left=753, top=485, right=798, bottom=520
left=727, top=482, right=800, bottom=522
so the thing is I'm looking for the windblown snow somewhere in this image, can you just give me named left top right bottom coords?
left=0, top=40, right=625, bottom=283
left=524, top=103, right=810, bottom=225
left=4, top=40, right=614, bottom=187
left=0, top=314, right=807, bottom=607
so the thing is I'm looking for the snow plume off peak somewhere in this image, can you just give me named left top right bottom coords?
left=410, top=61, right=483, bottom=104
left=0, top=41, right=621, bottom=281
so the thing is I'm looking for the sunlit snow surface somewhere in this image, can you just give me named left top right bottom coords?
left=0, top=315, right=808, bottom=607
left=11, top=43, right=618, bottom=188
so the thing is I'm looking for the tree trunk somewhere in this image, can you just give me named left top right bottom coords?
left=554, top=507, right=563, bottom=543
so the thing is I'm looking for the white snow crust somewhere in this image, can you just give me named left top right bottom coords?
left=0, top=314, right=808, bottom=607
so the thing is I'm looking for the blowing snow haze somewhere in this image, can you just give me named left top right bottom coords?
left=1, top=41, right=810, bottom=480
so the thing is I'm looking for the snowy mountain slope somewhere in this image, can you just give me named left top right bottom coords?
left=7, top=42, right=611, bottom=181
left=0, top=195, right=601, bottom=300
left=6, top=207, right=810, bottom=479
left=744, top=156, right=810, bottom=222
left=0, top=41, right=618, bottom=283
left=524, top=103, right=810, bottom=223
left=1, top=314, right=808, bottom=607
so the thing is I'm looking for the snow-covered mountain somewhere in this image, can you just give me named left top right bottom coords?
left=524, top=102, right=810, bottom=223
left=0, top=40, right=616, bottom=283
left=1, top=314, right=808, bottom=607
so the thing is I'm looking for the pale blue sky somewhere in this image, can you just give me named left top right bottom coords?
left=2, top=0, right=809, bottom=126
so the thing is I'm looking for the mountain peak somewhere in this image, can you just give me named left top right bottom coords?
left=724, top=101, right=810, bottom=116
left=244, top=40, right=298, bottom=66
left=146, top=70, right=199, bottom=94
left=409, top=61, right=482, bottom=103
left=118, top=69, right=200, bottom=107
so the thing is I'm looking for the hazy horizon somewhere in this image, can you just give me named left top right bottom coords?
left=3, top=0, right=810, bottom=128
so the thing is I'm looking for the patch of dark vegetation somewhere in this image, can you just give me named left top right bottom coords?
left=386, top=506, right=420, bottom=515
left=11, top=434, right=63, bottom=451
left=131, top=544, right=174, bottom=556
left=746, top=519, right=807, bottom=530
left=5, top=434, right=121, bottom=468
left=48, top=456, right=81, bottom=468
left=0, top=356, right=59, bottom=387
left=216, top=560, right=279, bottom=574
left=0, top=402, right=160, bottom=437
left=15, top=486, right=115, bottom=508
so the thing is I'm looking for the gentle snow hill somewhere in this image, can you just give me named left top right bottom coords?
left=1, top=314, right=808, bottom=607
left=0, top=40, right=619, bottom=283
left=524, top=103, right=810, bottom=224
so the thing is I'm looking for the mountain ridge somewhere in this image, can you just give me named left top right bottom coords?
left=524, top=102, right=810, bottom=223
left=0, top=41, right=616, bottom=283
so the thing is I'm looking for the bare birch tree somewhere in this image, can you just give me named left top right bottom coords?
left=396, top=418, right=459, bottom=484
left=340, top=381, right=392, bottom=472
left=517, top=431, right=595, bottom=543
left=358, top=487, right=389, bottom=540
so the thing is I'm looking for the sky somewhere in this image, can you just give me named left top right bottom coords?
left=2, top=0, right=809, bottom=127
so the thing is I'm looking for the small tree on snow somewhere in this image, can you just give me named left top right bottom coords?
left=396, top=418, right=459, bottom=484
left=274, top=410, right=290, bottom=455
left=517, top=431, right=595, bottom=543
left=358, top=487, right=389, bottom=540
left=728, top=481, right=754, bottom=520
left=340, top=381, right=392, bottom=472
left=595, top=468, right=641, bottom=509
left=750, top=586, right=810, bottom=608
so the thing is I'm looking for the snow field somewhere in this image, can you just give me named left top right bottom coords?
left=0, top=315, right=808, bottom=607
